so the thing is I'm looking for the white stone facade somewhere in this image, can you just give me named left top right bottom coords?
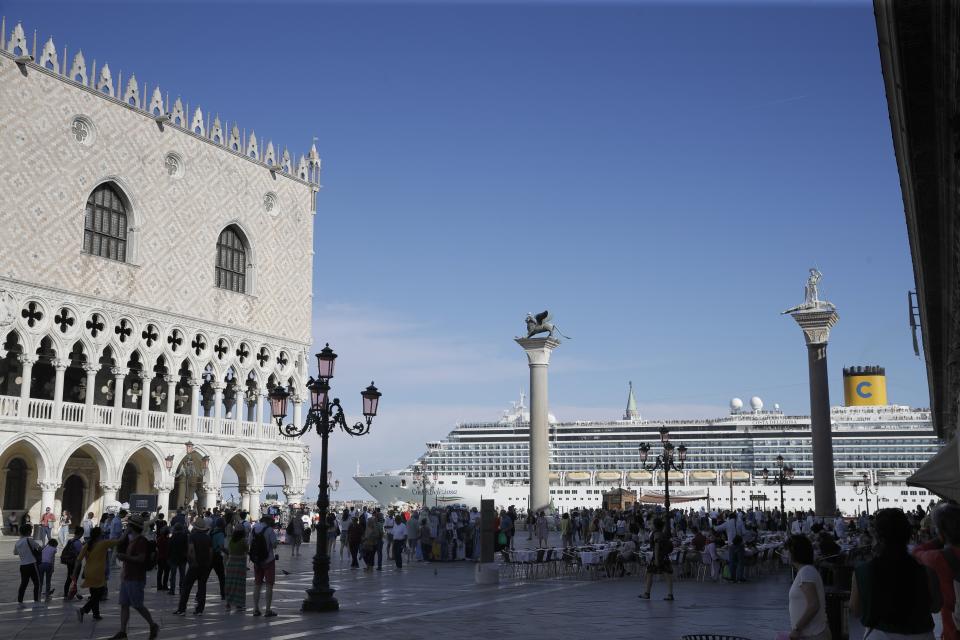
left=0, top=21, right=316, bottom=525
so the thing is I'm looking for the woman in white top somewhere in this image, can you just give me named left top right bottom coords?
left=785, top=534, right=830, bottom=640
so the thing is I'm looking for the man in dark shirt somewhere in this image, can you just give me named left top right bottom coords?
left=115, top=514, right=159, bottom=640
left=691, top=528, right=706, bottom=552
left=173, top=519, right=212, bottom=615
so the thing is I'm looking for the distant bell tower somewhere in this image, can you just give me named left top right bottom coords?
left=625, top=381, right=641, bottom=421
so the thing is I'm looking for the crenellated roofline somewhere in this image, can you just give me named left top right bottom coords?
left=1, top=18, right=321, bottom=188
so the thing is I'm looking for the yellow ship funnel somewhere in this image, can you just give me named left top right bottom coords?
left=843, top=366, right=888, bottom=406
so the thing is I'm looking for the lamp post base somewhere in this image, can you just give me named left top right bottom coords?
left=301, top=588, right=339, bottom=612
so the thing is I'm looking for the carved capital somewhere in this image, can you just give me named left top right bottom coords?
left=18, top=354, right=38, bottom=366
left=789, top=308, right=840, bottom=346
left=38, top=481, right=61, bottom=493
left=138, top=370, right=153, bottom=380
left=52, top=358, right=70, bottom=371
left=514, top=337, right=561, bottom=366
left=110, top=367, right=129, bottom=378
left=99, top=482, right=122, bottom=492
left=210, top=381, right=227, bottom=392
left=163, top=374, right=178, bottom=385
left=202, top=483, right=220, bottom=494
left=82, top=363, right=100, bottom=375
left=246, top=486, right=263, bottom=495
left=189, top=378, right=203, bottom=388
left=153, top=482, right=174, bottom=493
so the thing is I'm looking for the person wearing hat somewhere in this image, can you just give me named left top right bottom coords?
left=173, top=517, right=212, bottom=616
left=111, top=513, right=159, bottom=640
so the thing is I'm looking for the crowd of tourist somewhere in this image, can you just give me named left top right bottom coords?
left=9, top=497, right=960, bottom=640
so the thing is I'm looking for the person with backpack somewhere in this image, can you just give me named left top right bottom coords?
left=61, top=527, right=84, bottom=600
left=224, top=527, right=248, bottom=611
left=14, top=523, right=41, bottom=606
left=111, top=513, right=160, bottom=640
left=639, top=518, right=674, bottom=601
left=210, top=518, right=226, bottom=600
left=249, top=515, right=278, bottom=617
left=173, top=518, right=212, bottom=615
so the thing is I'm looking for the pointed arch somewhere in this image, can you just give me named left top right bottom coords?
left=81, top=177, right=142, bottom=265
left=0, top=432, right=53, bottom=483
left=57, top=437, right=117, bottom=485
left=262, top=451, right=301, bottom=490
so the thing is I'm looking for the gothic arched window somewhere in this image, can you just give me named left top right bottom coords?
left=215, top=226, right=248, bottom=293
left=83, top=183, right=128, bottom=262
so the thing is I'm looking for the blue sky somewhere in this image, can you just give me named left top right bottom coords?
left=6, top=1, right=925, bottom=498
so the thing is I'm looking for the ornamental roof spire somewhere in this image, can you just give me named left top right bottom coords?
left=624, top=381, right=640, bottom=421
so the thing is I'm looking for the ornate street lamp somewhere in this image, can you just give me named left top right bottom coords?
left=762, top=454, right=794, bottom=529
left=639, top=427, right=688, bottom=514
left=853, top=472, right=878, bottom=517
left=270, top=343, right=380, bottom=613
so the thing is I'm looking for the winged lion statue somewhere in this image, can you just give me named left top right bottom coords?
left=524, top=310, right=570, bottom=340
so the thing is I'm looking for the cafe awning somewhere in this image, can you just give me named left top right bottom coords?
left=907, top=436, right=960, bottom=502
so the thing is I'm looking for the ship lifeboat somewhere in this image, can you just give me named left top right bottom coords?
left=596, top=471, right=622, bottom=482
left=691, top=470, right=717, bottom=482
left=548, top=472, right=561, bottom=482
left=664, top=471, right=685, bottom=482
left=566, top=471, right=591, bottom=482
left=627, top=470, right=652, bottom=482
left=722, top=470, right=751, bottom=482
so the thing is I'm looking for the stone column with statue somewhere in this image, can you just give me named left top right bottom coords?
left=515, top=311, right=568, bottom=515
left=784, top=268, right=839, bottom=516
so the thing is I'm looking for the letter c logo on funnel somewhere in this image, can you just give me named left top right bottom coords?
left=856, top=381, right=873, bottom=399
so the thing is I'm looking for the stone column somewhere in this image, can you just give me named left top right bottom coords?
left=202, top=483, right=219, bottom=511
left=292, top=395, right=303, bottom=431
left=247, top=486, right=263, bottom=520
left=189, top=378, right=202, bottom=433
left=83, top=364, right=99, bottom=423
left=284, top=485, right=305, bottom=508
left=164, top=375, right=177, bottom=430
left=787, top=304, right=840, bottom=517
left=240, top=490, right=251, bottom=513
left=39, top=481, right=60, bottom=513
left=52, top=358, right=69, bottom=420
left=17, top=354, right=36, bottom=417
left=110, top=367, right=128, bottom=427
left=138, top=371, right=151, bottom=426
left=212, top=381, right=225, bottom=432
left=514, top=337, right=561, bottom=514
left=154, top=482, right=173, bottom=515
left=100, top=482, right=120, bottom=513
left=256, top=387, right=266, bottom=426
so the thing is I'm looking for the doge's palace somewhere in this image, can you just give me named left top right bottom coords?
left=0, top=19, right=316, bottom=523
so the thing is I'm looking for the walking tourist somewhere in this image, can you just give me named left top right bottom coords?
left=40, top=506, right=56, bottom=543
left=639, top=518, right=674, bottom=601
left=348, top=516, right=363, bottom=567
left=339, top=508, right=351, bottom=562
left=784, top=534, right=829, bottom=640
left=167, top=522, right=188, bottom=596
left=61, top=527, right=84, bottom=600
left=249, top=515, right=278, bottom=617
left=155, top=524, right=169, bottom=591
left=211, top=518, right=226, bottom=600
left=58, top=510, right=71, bottom=545
left=392, top=515, right=407, bottom=569
left=850, top=509, right=939, bottom=640
left=15, top=523, right=41, bottom=606
left=913, top=503, right=960, bottom=640
left=38, top=538, right=58, bottom=598
left=224, top=527, right=248, bottom=611
left=727, top=535, right=745, bottom=584
left=75, top=526, right=119, bottom=621
left=112, top=513, right=160, bottom=640
left=361, top=515, right=380, bottom=570
left=287, top=511, right=304, bottom=557
left=174, top=518, right=212, bottom=615
left=535, top=511, right=549, bottom=548
left=82, top=512, right=94, bottom=541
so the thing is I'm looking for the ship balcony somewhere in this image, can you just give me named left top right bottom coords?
left=0, top=394, right=285, bottom=444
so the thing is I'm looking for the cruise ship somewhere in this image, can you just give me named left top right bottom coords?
left=354, top=367, right=942, bottom=515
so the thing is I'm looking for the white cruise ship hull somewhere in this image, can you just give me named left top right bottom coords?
left=353, top=472, right=936, bottom=515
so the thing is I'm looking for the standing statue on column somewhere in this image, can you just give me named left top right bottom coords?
left=784, top=268, right=835, bottom=314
